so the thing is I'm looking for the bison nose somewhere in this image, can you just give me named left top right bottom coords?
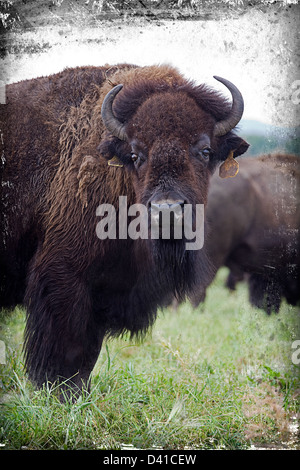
left=150, top=199, right=185, bottom=228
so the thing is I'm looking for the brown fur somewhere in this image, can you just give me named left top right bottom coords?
left=0, top=64, right=249, bottom=393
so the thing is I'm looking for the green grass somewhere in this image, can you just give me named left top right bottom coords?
left=0, top=268, right=299, bottom=450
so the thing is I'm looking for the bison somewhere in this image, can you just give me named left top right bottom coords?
left=0, top=64, right=249, bottom=394
left=190, top=153, right=300, bottom=314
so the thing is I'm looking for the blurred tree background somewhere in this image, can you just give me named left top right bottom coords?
left=243, top=134, right=300, bottom=157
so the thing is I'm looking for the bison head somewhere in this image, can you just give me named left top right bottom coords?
left=98, top=71, right=248, bottom=291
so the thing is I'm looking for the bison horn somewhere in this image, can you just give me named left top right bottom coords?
left=101, top=84, right=128, bottom=141
left=213, top=76, right=244, bottom=137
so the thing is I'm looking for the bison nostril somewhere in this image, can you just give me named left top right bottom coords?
left=150, top=199, right=185, bottom=208
left=151, top=201, right=184, bottom=213
left=150, top=203, right=161, bottom=211
left=150, top=199, right=185, bottom=229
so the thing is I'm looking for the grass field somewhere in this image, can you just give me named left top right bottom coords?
left=0, top=268, right=299, bottom=450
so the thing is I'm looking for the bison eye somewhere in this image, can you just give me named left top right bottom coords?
left=200, top=148, right=211, bottom=160
left=131, top=152, right=146, bottom=169
left=191, top=138, right=212, bottom=163
left=131, top=153, right=139, bottom=162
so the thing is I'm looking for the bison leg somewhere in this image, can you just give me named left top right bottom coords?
left=265, top=278, right=282, bottom=314
left=189, top=289, right=206, bottom=308
left=225, top=267, right=245, bottom=291
left=248, top=273, right=281, bottom=314
left=24, top=260, right=105, bottom=398
left=249, top=273, right=265, bottom=310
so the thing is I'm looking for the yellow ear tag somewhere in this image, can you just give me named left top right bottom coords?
left=108, top=155, right=124, bottom=168
left=219, top=150, right=239, bottom=178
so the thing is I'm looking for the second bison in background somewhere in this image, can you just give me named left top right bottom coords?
left=191, top=153, right=300, bottom=314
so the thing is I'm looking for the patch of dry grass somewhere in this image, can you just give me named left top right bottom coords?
left=242, top=382, right=290, bottom=443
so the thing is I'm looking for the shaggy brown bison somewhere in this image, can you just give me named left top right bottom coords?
left=190, top=153, right=300, bottom=314
left=0, top=64, right=249, bottom=393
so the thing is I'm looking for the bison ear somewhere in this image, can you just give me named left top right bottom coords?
left=97, top=137, right=131, bottom=167
left=223, top=134, right=249, bottom=158
left=232, top=136, right=250, bottom=158
left=219, top=135, right=249, bottom=179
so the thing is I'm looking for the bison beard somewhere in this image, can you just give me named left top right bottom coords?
left=0, top=64, right=248, bottom=396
